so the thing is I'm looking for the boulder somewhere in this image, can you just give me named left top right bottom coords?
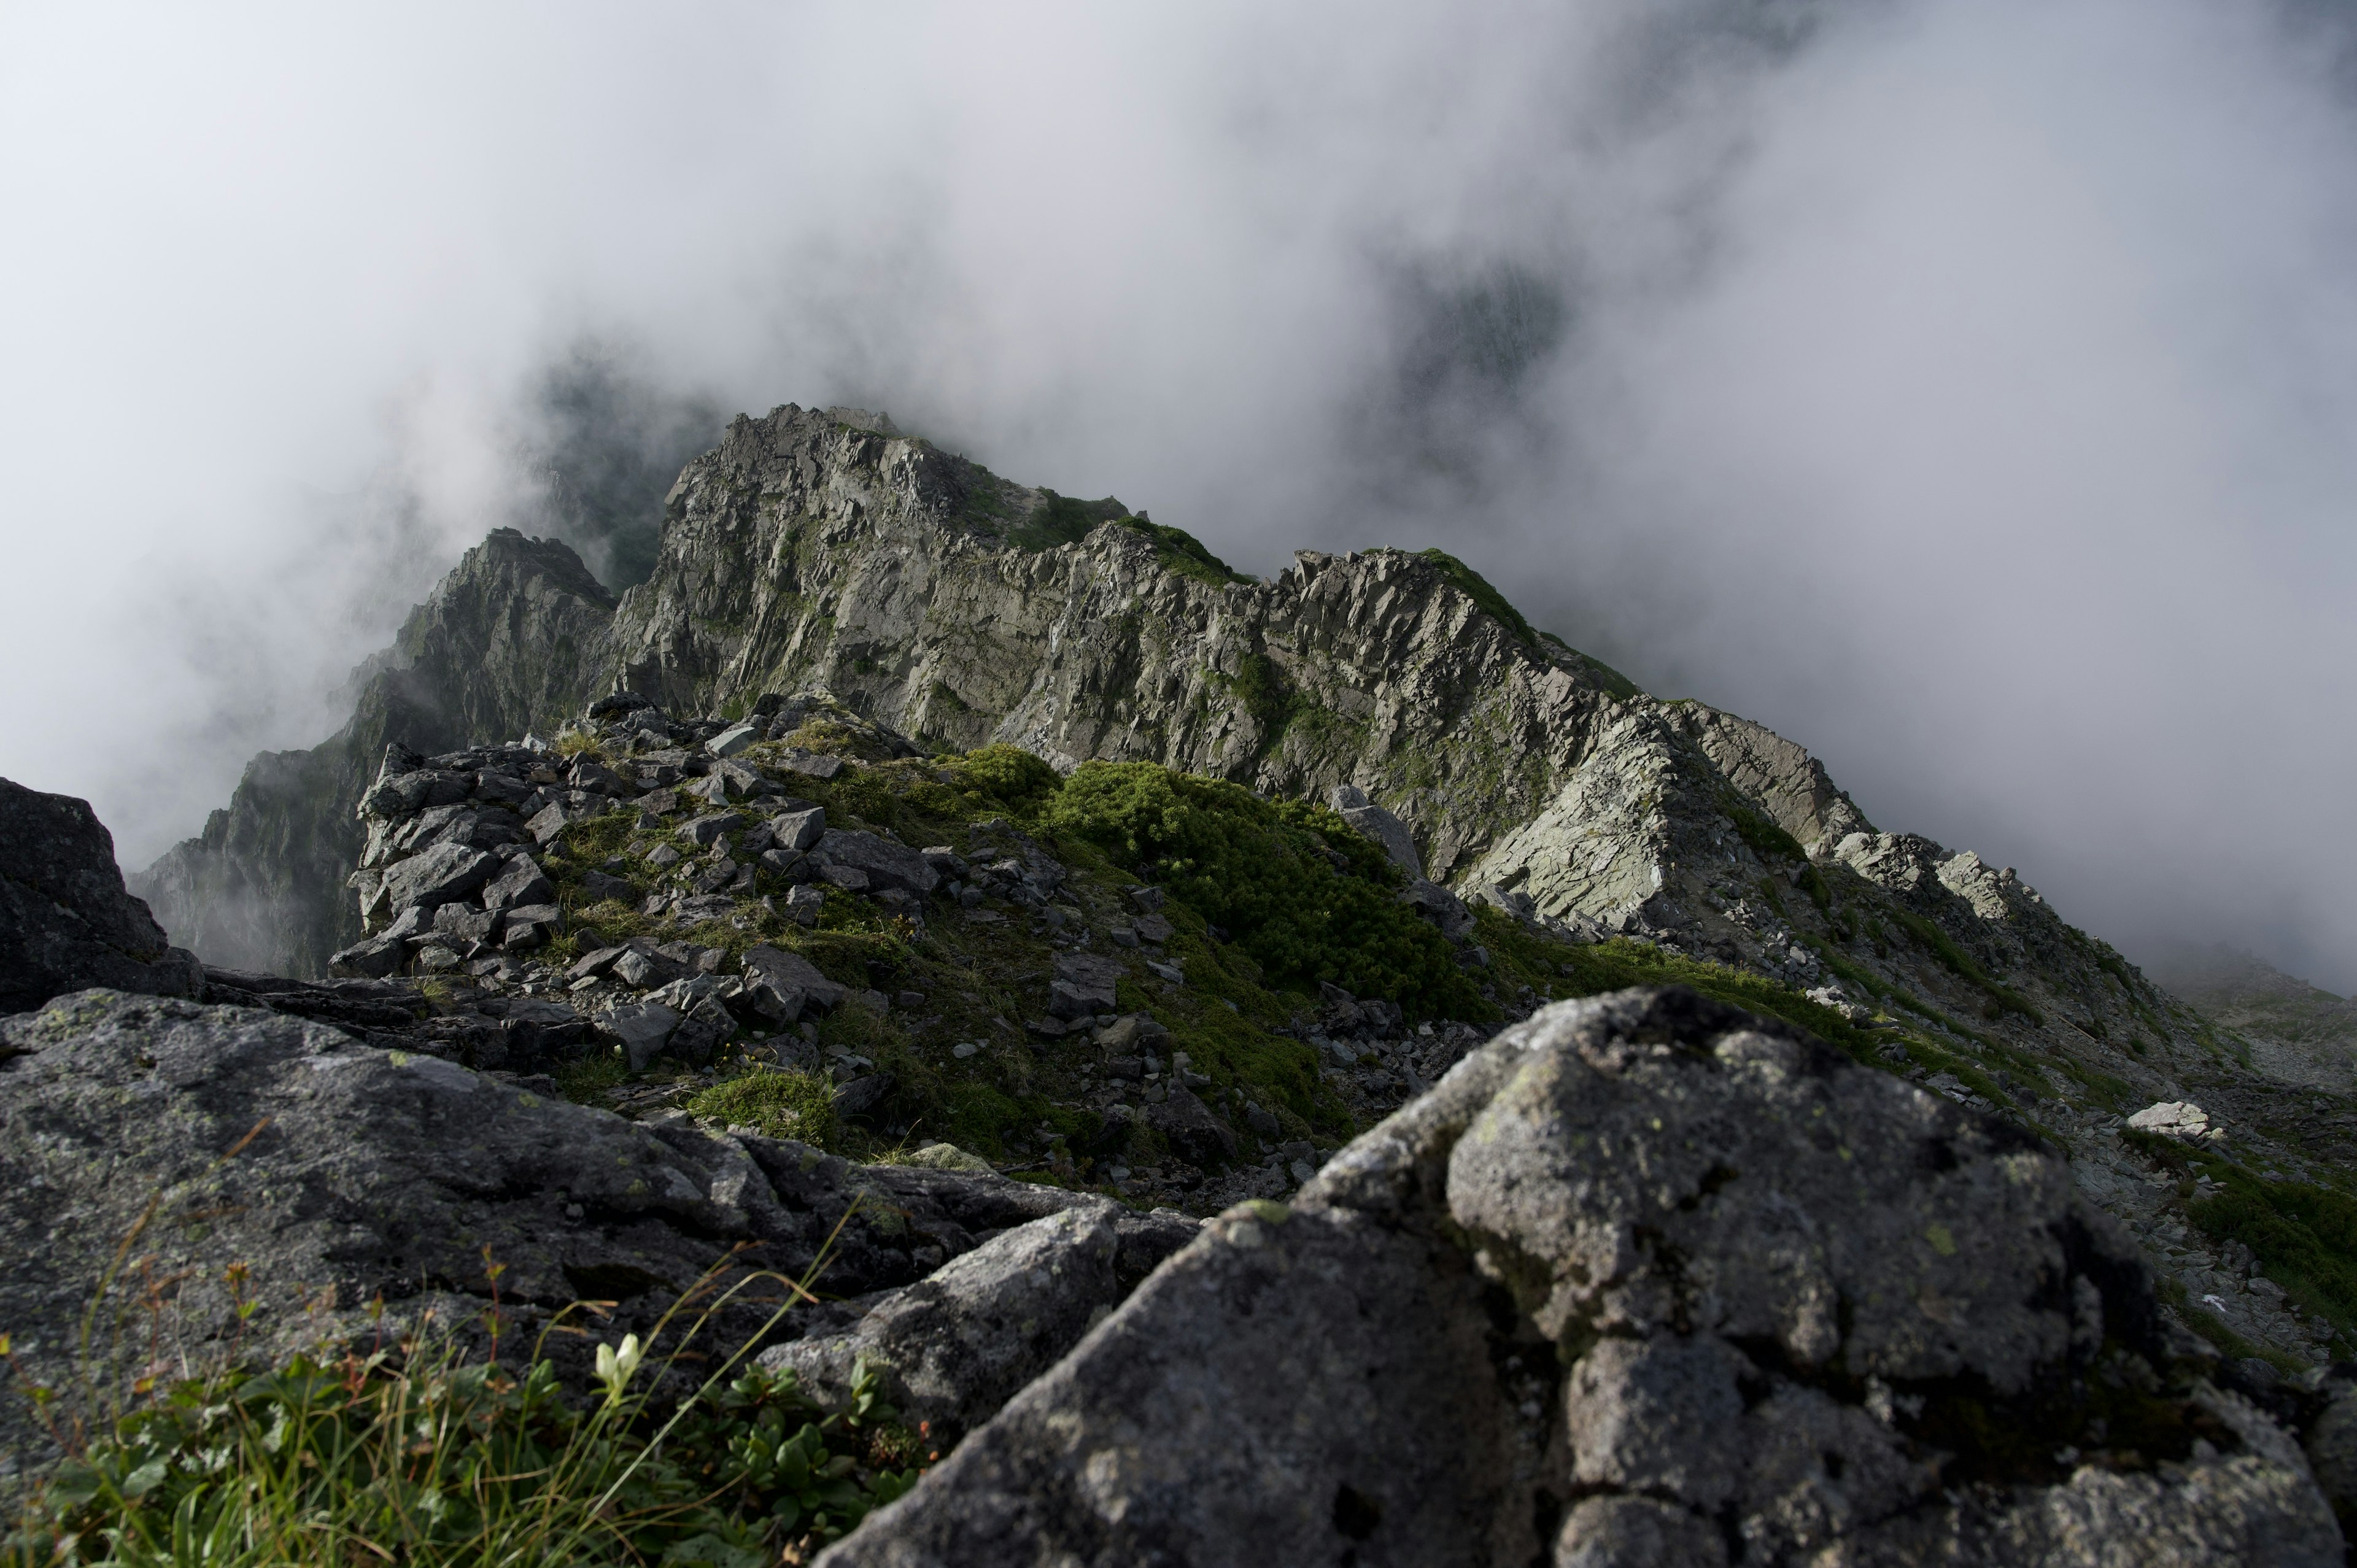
left=682, top=811, right=749, bottom=848
left=815, top=829, right=940, bottom=896
left=820, top=988, right=2340, bottom=1567
left=381, top=841, right=497, bottom=915
left=1329, top=783, right=1425, bottom=879
left=480, top=855, right=554, bottom=913
left=1048, top=952, right=1124, bottom=1021
left=0, top=778, right=203, bottom=1014
left=597, top=999, right=683, bottom=1070
left=2128, top=1101, right=2216, bottom=1141
left=743, top=944, right=846, bottom=1013
left=760, top=1208, right=1123, bottom=1446
left=1144, top=1086, right=1237, bottom=1168
left=706, top=722, right=761, bottom=759
left=771, top=806, right=827, bottom=853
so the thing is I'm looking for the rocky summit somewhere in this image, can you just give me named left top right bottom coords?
left=3, top=403, right=2356, bottom=1561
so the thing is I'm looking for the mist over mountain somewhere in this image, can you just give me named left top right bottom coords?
left=4, top=1, right=2357, bottom=990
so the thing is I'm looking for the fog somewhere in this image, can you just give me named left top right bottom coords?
left=4, top=1, right=2355, bottom=989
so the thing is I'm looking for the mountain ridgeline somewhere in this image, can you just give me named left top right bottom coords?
left=131, top=405, right=2357, bottom=1358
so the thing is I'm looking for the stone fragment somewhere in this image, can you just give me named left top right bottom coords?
left=760, top=1208, right=1123, bottom=1446
left=381, top=841, right=497, bottom=915
left=770, top=806, right=827, bottom=852
left=1329, top=783, right=1425, bottom=878
left=431, top=903, right=495, bottom=947
left=479, top=855, right=554, bottom=913
left=578, top=870, right=637, bottom=904
left=834, top=1073, right=894, bottom=1119
left=596, top=1000, right=682, bottom=1070
left=815, top=829, right=939, bottom=895
left=682, top=811, right=748, bottom=848
left=821, top=863, right=870, bottom=892
left=743, top=944, right=846, bottom=1013
left=1145, top=1086, right=1237, bottom=1168
left=782, top=884, right=825, bottom=924
left=1048, top=952, right=1124, bottom=1020
left=566, top=946, right=627, bottom=983
left=328, top=932, right=409, bottom=979
left=2127, top=1100, right=2215, bottom=1140
left=706, top=722, right=761, bottom=759
left=501, top=904, right=565, bottom=950
left=1134, top=912, right=1173, bottom=943
left=667, top=996, right=737, bottom=1065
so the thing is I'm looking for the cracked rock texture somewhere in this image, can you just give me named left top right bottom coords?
left=0, top=989, right=1193, bottom=1493
left=821, top=988, right=2340, bottom=1567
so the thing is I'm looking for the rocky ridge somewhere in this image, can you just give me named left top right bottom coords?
left=130, top=403, right=2357, bottom=1375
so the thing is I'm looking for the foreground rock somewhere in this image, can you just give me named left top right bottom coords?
left=0, top=989, right=1194, bottom=1490
left=824, top=989, right=2340, bottom=1567
left=0, top=778, right=202, bottom=1013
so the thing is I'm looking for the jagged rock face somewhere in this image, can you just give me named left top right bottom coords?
left=134, top=529, right=616, bottom=975
left=822, top=989, right=2342, bottom=1567
left=606, top=405, right=1640, bottom=875
left=0, top=988, right=1196, bottom=1490
left=0, top=778, right=202, bottom=1012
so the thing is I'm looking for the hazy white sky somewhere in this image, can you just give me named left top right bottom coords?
left=3, top=1, right=2355, bottom=988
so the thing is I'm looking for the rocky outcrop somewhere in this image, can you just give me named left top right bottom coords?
left=823, top=989, right=2342, bottom=1567
left=0, top=987, right=1194, bottom=1488
left=0, top=778, right=201, bottom=1013
left=134, top=529, right=616, bottom=976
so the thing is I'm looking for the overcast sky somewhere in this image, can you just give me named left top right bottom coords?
left=4, top=1, right=2355, bottom=989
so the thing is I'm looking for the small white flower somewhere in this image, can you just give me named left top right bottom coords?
left=595, top=1332, right=644, bottom=1402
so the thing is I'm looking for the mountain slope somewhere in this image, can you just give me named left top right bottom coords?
left=133, top=528, right=616, bottom=973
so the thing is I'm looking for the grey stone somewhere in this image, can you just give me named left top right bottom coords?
left=327, top=932, right=409, bottom=979
left=596, top=999, right=683, bottom=1070
left=578, top=870, right=637, bottom=905
left=500, top=904, right=565, bottom=951
left=819, top=989, right=2339, bottom=1567
left=682, top=811, right=748, bottom=848
left=480, top=855, right=554, bottom=913
left=821, top=863, right=870, bottom=892
left=1048, top=952, right=1124, bottom=1020
left=743, top=944, right=846, bottom=1013
left=771, top=806, right=827, bottom=852
left=526, top=802, right=573, bottom=847
left=381, top=841, right=497, bottom=915
left=1329, top=783, right=1424, bottom=879
left=759, top=1208, right=1123, bottom=1446
left=1144, top=1086, right=1237, bottom=1168
left=430, top=903, right=495, bottom=947
left=666, top=996, right=737, bottom=1066
left=815, top=830, right=939, bottom=896
left=567, top=945, right=626, bottom=982
left=0, top=779, right=204, bottom=1014
left=706, top=722, right=761, bottom=759
left=834, top=1073, right=894, bottom=1120
left=1133, top=912, right=1173, bottom=943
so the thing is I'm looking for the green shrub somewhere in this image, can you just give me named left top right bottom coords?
left=6, top=1255, right=924, bottom=1567
left=686, top=1068, right=840, bottom=1149
left=2190, top=1172, right=2357, bottom=1341
left=1116, top=517, right=1250, bottom=585
left=1231, top=653, right=1299, bottom=733
left=1008, top=492, right=1126, bottom=552
left=948, top=745, right=1061, bottom=816
left=1045, top=762, right=1482, bottom=1017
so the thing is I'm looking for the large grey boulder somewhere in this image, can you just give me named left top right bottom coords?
left=815, top=829, right=940, bottom=897
left=0, top=989, right=1185, bottom=1493
left=822, top=987, right=2340, bottom=1567
left=761, top=1207, right=1126, bottom=1446
left=0, top=778, right=202, bottom=1014
left=1329, top=783, right=1423, bottom=879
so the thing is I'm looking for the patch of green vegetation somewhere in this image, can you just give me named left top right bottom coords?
left=1230, top=652, right=1302, bottom=735
left=1884, top=907, right=2046, bottom=1025
left=1536, top=633, right=1644, bottom=700
left=1117, top=516, right=1251, bottom=585
left=2186, top=1165, right=2357, bottom=1346
left=1045, top=762, right=1482, bottom=1018
left=10, top=1282, right=927, bottom=1565
left=945, top=744, right=1061, bottom=817
left=1008, top=490, right=1128, bottom=552
left=1468, top=908, right=1884, bottom=1065
left=1412, top=547, right=1541, bottom=648
left=687, top=1067, right=840, bottom=1148
left=555, top=1049, right=630, bottom=1106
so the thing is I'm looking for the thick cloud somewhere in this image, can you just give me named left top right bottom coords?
left=2, top=1, right=2353, bottom=988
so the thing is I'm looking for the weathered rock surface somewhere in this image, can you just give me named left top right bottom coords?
left=822, top=989, right=2341, bottom=1567
left=762, top=1205, right=1157, bottom=1446
left=0, top=989, right=1190, bottom=1490
left=0, top=778, right=201, bottom=1013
